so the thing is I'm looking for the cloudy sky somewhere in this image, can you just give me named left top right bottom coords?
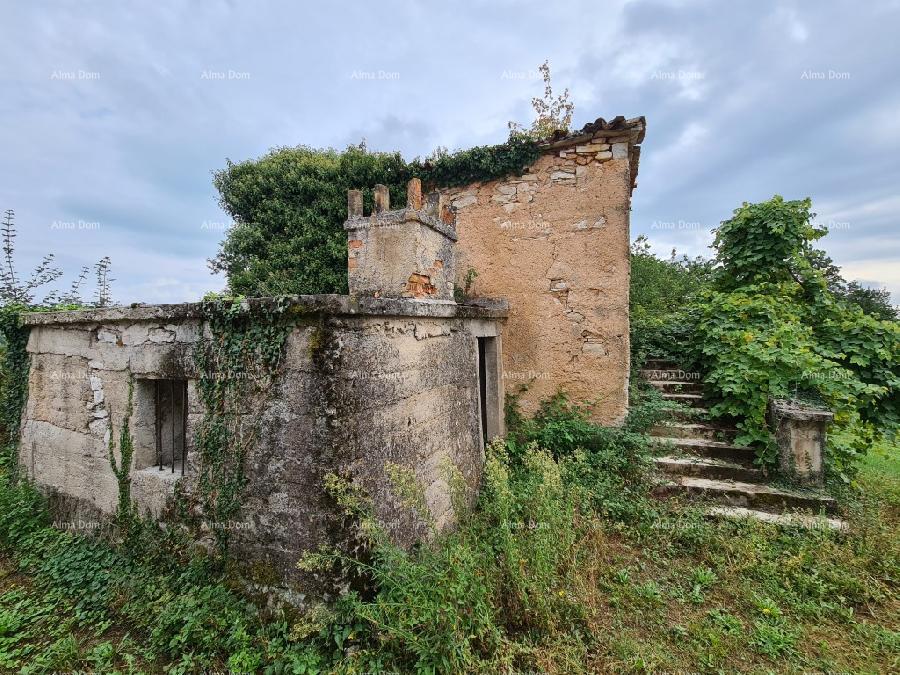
left=2, top=0, right=898, bottom=304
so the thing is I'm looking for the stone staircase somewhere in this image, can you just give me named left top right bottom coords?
left=643, top=359, right=846, bottom=530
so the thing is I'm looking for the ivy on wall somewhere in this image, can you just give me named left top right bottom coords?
left=0, top=305, right=84, bottom=472
left=189, top=296, right=294, bottom=554
left=211, top=136, right=541, bottom=298
left=0, top=305, right=32, bottom=471
left=107, top=377, right=136, bottom=532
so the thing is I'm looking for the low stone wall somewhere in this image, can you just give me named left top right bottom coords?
left=20, top=295, right=505, bottom=597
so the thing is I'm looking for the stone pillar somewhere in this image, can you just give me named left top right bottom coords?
left=407, top=177, right=423, bottom=210
left=769, top=399, right=833, bottom=485
left=373, top=184, right=390, bottom=213
left=347, top=189, right=363, bottom=217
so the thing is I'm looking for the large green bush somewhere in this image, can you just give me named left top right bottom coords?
left=686, top=196, right=899, bottom=477
left=212, top=138, right=541, bottom=297
left=628, top=235, right=713, bottom=367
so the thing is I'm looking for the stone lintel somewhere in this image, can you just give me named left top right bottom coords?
left=22, top=294, right=507, bottom=327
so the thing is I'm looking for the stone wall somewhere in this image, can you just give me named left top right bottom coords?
left=445, top=117, right=644, bottom=424
left=20, top=296, right=505, bottom=596
left=345, top=181, right=458, bottom=301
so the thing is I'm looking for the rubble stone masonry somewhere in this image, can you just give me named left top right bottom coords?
left=445, top=117, right=644, bottom=423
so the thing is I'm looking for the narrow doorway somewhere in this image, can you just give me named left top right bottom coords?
left=478, top=337, right=489, bottom=447
left=476, top=335, right=501, bottom=448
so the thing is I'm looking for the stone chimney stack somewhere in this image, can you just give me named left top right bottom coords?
left=344, top=179, right=457, bottom=300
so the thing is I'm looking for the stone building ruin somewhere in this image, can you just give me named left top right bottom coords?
left=18, top=115, right=644, bottom=593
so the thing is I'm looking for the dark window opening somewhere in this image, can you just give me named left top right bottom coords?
left=153, top=379, right=188, bottom=475
left=477, top=337, right=489, bottom=448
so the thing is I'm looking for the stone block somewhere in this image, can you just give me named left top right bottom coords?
left=769, top=399, right=832, bottom=485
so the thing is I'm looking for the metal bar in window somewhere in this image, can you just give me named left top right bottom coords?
left=181, top=381, right=187, bottom=476
left=155, top=380, right=162, bottom=471
left=170, top=379, right=175, bottom=474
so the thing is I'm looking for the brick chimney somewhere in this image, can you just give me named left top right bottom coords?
left=344, top=178, right=457, bottom=300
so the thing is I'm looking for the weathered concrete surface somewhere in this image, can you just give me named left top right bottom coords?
left=445, top=117, right=644, bottom=424
left=769, top=399, right=833, bottom=485
left=345, top=188, right=458, bottom=301
left=20, top=297, right=505, bottom=598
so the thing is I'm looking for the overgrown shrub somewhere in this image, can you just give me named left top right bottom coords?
left=212, top=139, right=540, bottom=297
left=685, top=196, right=899, bottom=476
left=629, top=235, right=713, bottom=368
left=634, top=196, right=898, bottom=478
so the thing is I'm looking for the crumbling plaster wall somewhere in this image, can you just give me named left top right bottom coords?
left=20, top=318, right=201, bottom=524
left=445, top=127, right=641, bottom=424
left=19, top=298, right=503, bottom=591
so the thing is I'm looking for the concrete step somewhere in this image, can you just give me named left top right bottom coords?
left=650, top=423, right=737, bottom=443
left=662, top=392, right=706, bottom=407
left=640, top=368, right=701, bottom=382
left=669, top=406, right=710, bottom=422
left=654, top=476, right=838, bottom=514
left=652, top=437, right=755, bottom=464
left=649, top=380, right=703, bottom=394
left=644, top=359, right=678, bottom=370
left=706, top=506, right=847, bottom=531
left=655, top=455, right=764, bottom=483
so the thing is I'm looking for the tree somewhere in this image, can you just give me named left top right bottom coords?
left=686, top=195, right=898, bottom=478
left=211, top=139, right=541, bottom=297
left=508, top=60, right=574, bottom=141
left=841, top=281, right=897, bottom=321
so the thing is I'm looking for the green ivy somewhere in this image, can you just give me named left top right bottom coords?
left=0, top=304, right=84, bottom=472
left=190, top=296, right=294, bottom=554
left=107, top=377, right=137, bottom=532
left=410, top=133, right=541, bottom=190
left=0, top=305, right=31, bottom=471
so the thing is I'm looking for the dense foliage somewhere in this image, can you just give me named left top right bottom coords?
left=212, top=138, right=541, bottom=297
left=628, top=235, right=714, bottom=367
left=0, top=306, right=30, bottom=471
left=1, top=388, right=896, bottom=672
left=633, top=195, right=899, bottom=478
left=692, top=197, right=898, bottom=476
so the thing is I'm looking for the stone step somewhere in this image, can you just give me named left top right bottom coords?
left=655, top=455, right=764, bottom=483
left=649, top=380, right=703, bottom=394
left=651, top=436, right=755, bottom=464
left=669, top=406, right=710, bottom=422
left=662, top=392, right=706, bottom=407
left=654, top=476, right=838, bottom=514
left=644, top=359, right=678, bottom=370
left=650, top=423, right=737, bottom=443
left=706, top=506, right=847, bottom=531
left=639, top=368, right=701, bottom=382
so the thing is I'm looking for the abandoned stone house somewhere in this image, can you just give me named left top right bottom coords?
left=18, top=115, right=645, bottom=592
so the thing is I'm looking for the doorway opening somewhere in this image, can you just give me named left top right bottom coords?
left=476, top=336, right=501, bottom=448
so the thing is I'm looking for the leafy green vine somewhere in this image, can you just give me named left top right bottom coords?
left=190, top=295, right=294, bottom=554
left=0, top=304, right=31, bottom=471
left=107, top=376, right=136, bottom=531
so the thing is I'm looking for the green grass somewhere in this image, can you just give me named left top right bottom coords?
left=0, top=400, right=896, bottom=673
left=858, top=439, right=900, bottom=505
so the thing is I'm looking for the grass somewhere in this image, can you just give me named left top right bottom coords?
left=0, top=394, right=896, bottom=673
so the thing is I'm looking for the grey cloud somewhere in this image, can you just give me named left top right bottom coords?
left=1, top=0, right=897, bottom=304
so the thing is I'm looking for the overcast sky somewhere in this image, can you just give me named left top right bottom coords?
left=2, top=0, right=898, bottom=305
